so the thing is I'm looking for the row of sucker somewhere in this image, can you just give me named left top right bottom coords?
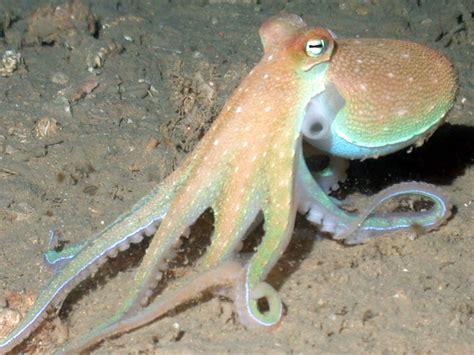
left=335, top=182, right=453, bottom=244
left=305, top=205, right=347, bottom=235
left=8, top=219, right=164, bottom=354
left=138, top=228, right=191, bottom=308
left=50, top=218, right=162, bottom=311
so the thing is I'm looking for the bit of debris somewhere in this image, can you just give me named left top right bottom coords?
left=154, top=322, right=185, bottom=345
left=0, top=50, right=21, bottom=77
left=0, top=290, right=69, bottom=352
left=34, top=117, right=62, bottom=138
left=86, top=41, right=123, bottom=73
left=128, top=162, right=142, bottom=172
left=163, top=59, right=219, bottom=154
left=69, top=77, right=99, bottom=102
left=435, top=4, right=474, bottom=46
left=144, top=137, right=161, bottom=153
left=121, top=80, right=151, bottom=99
left=0, top=290, right=35, bottom=338
left=23, top=0, right=97, bottom=46
left=51, top=72, right=69, bottom=85
left=0, top=309, right=21, bottom=338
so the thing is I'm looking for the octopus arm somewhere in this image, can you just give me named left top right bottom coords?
left=54, top=155, right=234, bottom=352
left=297, top=148, right=451, bottom=243
left=56, top=261, right=245, bottom=353
left=313, top=155, right=349, bottom=192
left=336, top=181, right=452, bottom=244
left=0, top=162, right=193, bottom=353
left=232, top=145, right=300, bottom=328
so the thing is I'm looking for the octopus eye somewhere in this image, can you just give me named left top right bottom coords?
left=305, top=38, right=325, bottom=57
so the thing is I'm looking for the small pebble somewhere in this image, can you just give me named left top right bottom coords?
left=34, top=117, right=61, bottom=138
left=122, top=81, right=150, bottom=99
left=51, top=72, right=69, bottom=85
left=144, top=137, right=160, bottom=153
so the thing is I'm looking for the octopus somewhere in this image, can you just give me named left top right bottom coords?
left=0, top=13, right=457, bottom=353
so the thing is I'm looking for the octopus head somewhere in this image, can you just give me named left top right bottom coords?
left=302, top=35, right=457, bottom=159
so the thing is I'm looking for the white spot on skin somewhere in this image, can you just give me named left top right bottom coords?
left=359, top=83, right=367, bottom=91
left=263, top=74, right=269, bottom=79
left=402, top=53, right=410, bottom=59
left=236, top=106, right=243, bottom=113
left=279, top=180, right=287, bottom=187
left=213, top=139, right=219, bottom=146
left=387, top=72, right=395, bottom=79
left=264, top=106, right=272, bottom=112
left=356, top=59, right=363, bottom=64
left=268, top=54, right=273, bottom=61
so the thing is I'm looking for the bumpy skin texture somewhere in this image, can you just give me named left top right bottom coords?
left=325, top=39, right=456, bottom=155
left=0, top=14, right=457, bottom=353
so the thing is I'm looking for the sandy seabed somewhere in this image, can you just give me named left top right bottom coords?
left=0, top=0, right=472, bottom=353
